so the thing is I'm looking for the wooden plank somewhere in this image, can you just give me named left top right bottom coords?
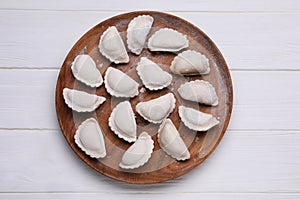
left=0, top=129, right=299, bottom=193
left=229, top=70, right=300, bottom=130
left=0, top=69, right=59, bottom=129
left=0, top=70, right=299, bottom=130
left=1, top=0, right=300, bottom=12
left=1, top=193, right=300, bottom=200
left=0, top=11, right=300, bottom=70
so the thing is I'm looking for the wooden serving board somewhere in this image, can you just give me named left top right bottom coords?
left=55, top=11, right=233, bottom=184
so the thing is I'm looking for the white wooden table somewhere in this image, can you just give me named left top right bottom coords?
left=1, top=1, right=300, bottom=199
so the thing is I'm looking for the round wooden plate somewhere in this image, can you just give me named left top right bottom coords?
left=55, top=11, right=233, bottom=184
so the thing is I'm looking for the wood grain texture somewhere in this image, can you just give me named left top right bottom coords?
left=55, top=11, right=233, bottom=184
left=0, top=130, right=299, bottom=193
left=1, top=11, right=300, bottom=70
left=1, top=0, right=300, bottom=12
left=1, top=0, right=300, bottom=198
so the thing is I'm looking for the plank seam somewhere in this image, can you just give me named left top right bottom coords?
left=0, top=192, right=300, bottom=194
left=1, top=8, right=300, bottom=14
left=1, top=67, right=300, bottom=72
left=0, top=128, right=300, bottom=132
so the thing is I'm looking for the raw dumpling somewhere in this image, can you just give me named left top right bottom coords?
left=158, top=118, right=190, bottom=161
left=74, top=118, right=106, bottom=158
left=127, top=15, right=154, bottom=55
left=136, top=93, right=176, bottom=124
left=63, top=88, right=106, bottom=112
left=136, top=57, right=172, bottom=90
left=170, top=50, right=210, bottom=75
left=178, top=80, right=218, bottom=106
left=178, top=106, right=219, bottom=131
left=98, top=26, right=129, bottom=64
left=71, top=54, right=103, bottom=87
left=108, top=101, right=137, bottom=143
left=104, top=67, right=139, bottom=98
left=119, top=132, right=154, bottom=169
left=148, top=28, right=189, bottom=52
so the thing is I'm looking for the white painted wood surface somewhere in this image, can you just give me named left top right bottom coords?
left=0, top=1, right=299, bottom=199
left=1, top=11, right=300, bottom=70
